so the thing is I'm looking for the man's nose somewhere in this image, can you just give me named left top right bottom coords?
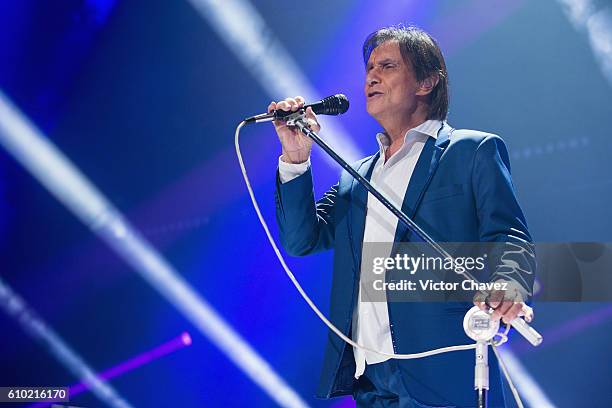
left=366, top=74, right=380, bottom=86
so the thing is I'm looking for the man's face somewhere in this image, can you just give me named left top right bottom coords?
left=364, top=41, right=419, bottom=122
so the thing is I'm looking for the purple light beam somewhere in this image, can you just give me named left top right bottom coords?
left=28, top=332, right=192, bottom=408
left=511, top=304, right=612, bottom=355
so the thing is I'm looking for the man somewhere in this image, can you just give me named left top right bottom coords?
left=270, top=26, right=534, bottom=407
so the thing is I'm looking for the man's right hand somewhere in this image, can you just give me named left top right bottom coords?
left=268, top=96, right=320, bottom=164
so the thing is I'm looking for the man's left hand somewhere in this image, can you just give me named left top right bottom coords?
left=473, top=282, right=534, bottom=324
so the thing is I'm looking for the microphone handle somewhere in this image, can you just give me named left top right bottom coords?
left=244, top=106, right=309, bottom=124
left=244, top=94, right=348, bottom=124
left=274, top=105, right=310, bottom=120
left=274, top=98, right=332, bottom=119
left=510, top=318, right=543, bottom=346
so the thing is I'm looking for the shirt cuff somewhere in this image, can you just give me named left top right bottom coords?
left=278, top=156, right=311, bottom=184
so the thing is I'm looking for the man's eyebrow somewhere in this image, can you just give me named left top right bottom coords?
left=367, top=58, right=400, bottom=68
left=377, top=58, right=399, bottom=65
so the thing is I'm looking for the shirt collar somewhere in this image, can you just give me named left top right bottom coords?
left=375, top=119, right=443, bottom=153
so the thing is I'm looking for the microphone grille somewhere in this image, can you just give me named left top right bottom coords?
left=322, top=94, right=350, bottom=115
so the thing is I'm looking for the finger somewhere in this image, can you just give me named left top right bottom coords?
left=305, top=107, right=320, bottom=125
left=304, top=106, right=317, bottom=118
left=276, top=100, right=291, bottom=111
left=306, top=117, right=320, bottom=131
left=486, top=290, right=504, bottom=309
left=473, top=301, right=489, bottom=313
left=304, top=108, right=320, bottom=131
left=492, top=300, right=513, bottom=321
left=285, top=97, right=298, bottom=111
left=473, top=291, right=488, bottom=305
left=304, top=107, right=318, bottom=119
left=502, top=303, right=524, bottom=324
left=295, top=95, right=305, bottom=107
left=521, top=304, right=534, bottom=323
left=267, top=101, right=277, bottom=113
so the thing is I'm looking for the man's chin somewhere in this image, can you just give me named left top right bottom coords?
left=366, top=106, right=387, bottom=121
left=366, top=104, right=382, bottom=118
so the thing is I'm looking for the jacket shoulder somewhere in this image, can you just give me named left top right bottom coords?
left=449, top=128, right=504, bottom=145
left=446, top=129, right=508, bottom=156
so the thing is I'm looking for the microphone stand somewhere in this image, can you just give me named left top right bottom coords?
left=290, top=115, right=538, bottom=408
left=463, top=305, right=502, bottom=408
left=475, top=341, right=489, bottom=408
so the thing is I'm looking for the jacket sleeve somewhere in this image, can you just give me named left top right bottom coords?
left=472, top=135, right=536, bottom=298
left=275, top=167, right=337, bottom=256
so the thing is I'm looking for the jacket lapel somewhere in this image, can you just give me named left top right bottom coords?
left=393, top=123, right=453, bottom=242
left=347, top=123, right=452, bottom=269
left=349, top=153, right=379, bottom=272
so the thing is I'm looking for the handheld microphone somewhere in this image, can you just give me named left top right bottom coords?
left=509, top=317, right=543, bottom=346
left=244, top=94, right=349, bottom=124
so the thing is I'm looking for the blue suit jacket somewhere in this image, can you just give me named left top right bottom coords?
left=274, top=123, right=533, bottom=407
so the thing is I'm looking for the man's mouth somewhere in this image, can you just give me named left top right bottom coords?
left=368, top=91, right=383, bottom=98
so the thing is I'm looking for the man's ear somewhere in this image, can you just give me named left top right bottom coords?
left=416, top=73, right=440, bottom=96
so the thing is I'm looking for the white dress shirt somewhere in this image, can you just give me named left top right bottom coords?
left=278, top=120, right=443, bottom=379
